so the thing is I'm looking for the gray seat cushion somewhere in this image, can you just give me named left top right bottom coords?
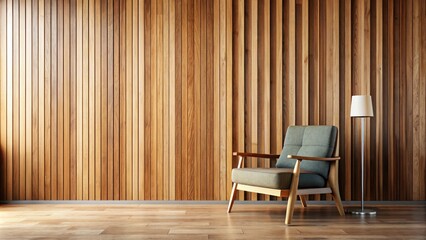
left=232, top=168, right=326, bottom=189
left=276, top=126, right=338, bottom=179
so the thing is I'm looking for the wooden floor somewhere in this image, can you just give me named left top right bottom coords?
left=0, top=203, right=425, bottom=239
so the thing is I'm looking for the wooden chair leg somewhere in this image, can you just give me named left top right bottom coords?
left=328, top=161, right=345, bottom=216
left=300, top=195, right=307, bottom=208
left=285, top=160, right=301, bottom=225
left=285, top=187, right=298, bottom=224
left=330, top=189, right=345, bottom=216
left=227, top=183, right=238, bottom=213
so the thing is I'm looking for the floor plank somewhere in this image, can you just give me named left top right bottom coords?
left=0, top=203, right=424, bottom=239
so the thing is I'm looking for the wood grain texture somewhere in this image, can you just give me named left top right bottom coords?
left=232, top=0, right=243, bottom=200
left=0, top=0, right=6, bottom=201
left=244, top=0, right=258, bottom=201
left=18, top=0, right=26, bottom=201
left=57, top=0, right=63, bottom=201
left=0, top=0, right=425, bottom=201
left=93, top=0, right=100, bottom=200
left=63, top=0, right=70, bottom=200
left=0, top=204, right=426, bottom=239
left=258, top=0, right=270, bottom=201
left=6, top=0, right=13, bottom=201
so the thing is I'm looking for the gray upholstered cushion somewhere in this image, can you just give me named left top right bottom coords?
left=232, top=168, right=326, bottom=189
left=275, top=126, right=338, bottom=179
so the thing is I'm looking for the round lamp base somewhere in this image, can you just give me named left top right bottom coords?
left=347, top=208, right=377, bottom=215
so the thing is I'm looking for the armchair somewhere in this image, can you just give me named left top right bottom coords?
left=227, top=125, right=345, bottom=224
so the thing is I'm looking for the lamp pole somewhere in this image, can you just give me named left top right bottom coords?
left=349, top=95, right=376, bottom=215
left=361, top=117, right=365, bottom=212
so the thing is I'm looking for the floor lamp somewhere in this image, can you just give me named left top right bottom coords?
left=349, top=95, right=376, bottom=215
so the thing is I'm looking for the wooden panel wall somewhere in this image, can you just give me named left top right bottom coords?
left=0, top=0, right=425, bottom=201
left=232, top=0, right=425, bottom=201
left=0, top=0, right=232, bottom=201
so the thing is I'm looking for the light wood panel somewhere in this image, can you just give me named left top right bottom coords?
left=0, top=0, right=425, bottom=201
left=0, top=0, right=233, bottom=200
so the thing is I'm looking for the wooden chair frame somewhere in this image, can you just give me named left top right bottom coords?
left=227, top=152, right=345, bottom=225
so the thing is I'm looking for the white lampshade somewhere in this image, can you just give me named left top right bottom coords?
left=350, top=95, right=374, bottom=117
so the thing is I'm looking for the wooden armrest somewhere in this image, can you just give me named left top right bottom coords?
left=233, top=152, right=280, bottom=159
left=287, top=155, right=340, bottom=161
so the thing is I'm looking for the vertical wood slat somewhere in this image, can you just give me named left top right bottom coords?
left=0, top=0, right=425, bottom=202
left=150, top=0, right=156, bottom=200
left=137, top=0, right=144, bottom=200
left=331, top=0, right=340, bottom=201
left=12, top=0, right=19, bottom=200
left=163, top=0, right=170, bottom=201
left=395, top=0, right=402, bottom=200
left=258, top=0, right=270, bottom=201
left=100, top=0, right=108, bottom=201
left=107, top=0, right=114, bottom=201
left=193, top=0, right=200, bottom=201
left=181, top=1, right=188, bottom=200
left=88, top=0, right=95, bottom=200
left=24, top=0, right=32, bottom=200
left=232, top=0, right=244, bottom=200
left=184, top=0, right=192, bottom=200
left=6, top=0, right=13, bottom=201
left=169, top=0, right=176, bottom=200
left=51, top=0, right=57, bottom=201
left=405, top=0, right=414, bottom=201
left=374, top=0, right=384, bottom=200
left=94, top=0, right=100, bottom=200
left=131, top=0, right=138, bottom=201
left=63, top=0, right=70, bottom=200
left=219, top=0, right=226, bottom=201
left=44, top=0, right=51, bottom=200
left=212, top=0, right=219, bottom=200
left=0, top=0, right=6, bottom=201
left=225, top=0, right=233, bottom=201
left=418, top=0, right=426, bottom=201
left=57, top=0, right=63, bottom=200
left=30, top=1, right=39, bottom=199
left=284, top=0, right=296, bottom=130
left=82, top=0, right=88, bottom=201
left=295, top=2, right=302, bottom=125
left=383, top=0, right=395, bottom=200
left=119, top=0, right=126, bottom=200
left=205, top=0, right=212, bottom=200
left=309, top=0, right=320, bottom=126
left=244, top=0, right=258, bottom=201
left=301, top=0, right=308, bottom=125
left=38, top=0, right=45, bottom=200
left=271, top=0, right=283, bottom=149
left=412, top=0, right=420, bottom=200
left=343, top=0, right=352, bottom=201
left=114, top=0, right=122, bottom=200
left=76, top=0, right=82, bottom=200
left=197, top=0, right=204, bottom=200
left=270, top=0, right=283, bottom=201
left=19, top=0, right=26, bottom=200
left=143, top=0, right=151, bottom=200
left=156, top=0, right=164, bottom=201
left=125, top=0, right=132, bottom=200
